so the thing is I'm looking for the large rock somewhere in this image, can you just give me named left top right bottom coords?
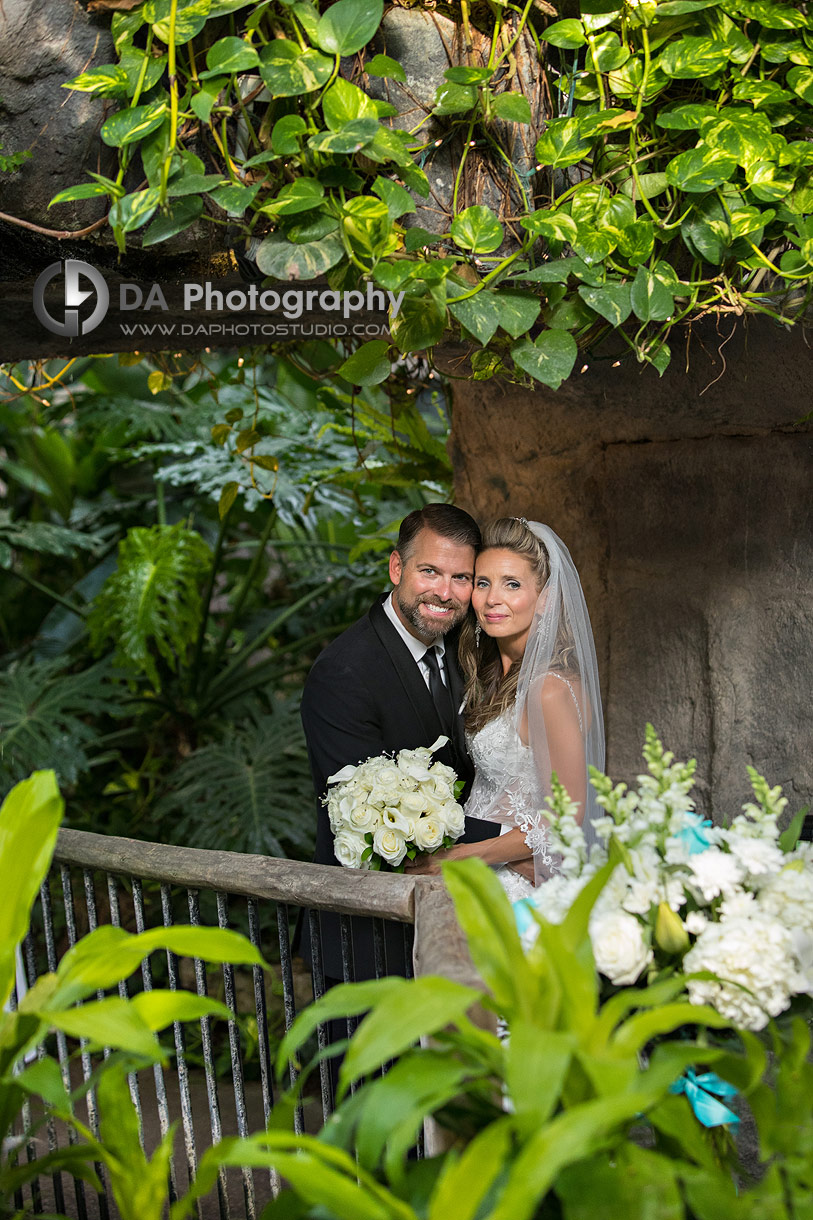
left=450, top=318, right=813, bottom=818
left=0, top=0, right=117, bottom=228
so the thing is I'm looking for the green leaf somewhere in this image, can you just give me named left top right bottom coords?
left=260, top=41, right=334, bottom=96
left=733, top=1, right=806, bottom=29
left=544, top=19, right=586, bottom=49
left=535, top=118, right=592, bottom=170
left=338, top=340, right=391, bottom=387
left=433, top=83, right=478, bottom=115
left=512, top=330, right=578, bottom=389
left=404, top=226, right=439, bottom=252
left=578, top=281, right=631, bottom=326
left=451, top=205, right=504, bottom=254
left=521, top=210, right=579, bottom=244
left=119, top=47, right=167, bottom=96
left=49, top=181, right=116, bottom=207
left=448, top=291, right=500, bottom=346
left=372, top=177, right=416, bottom=220
left=681, top=196, right=730, bottom=263
left=101, top=101, right=168, bottom=148
left=341, top=976, right=481, bottom=1091
left=389, top=286, right=448, bottom=353
left=108, top=187, right=162, bottom=233
left=323, top=77, right=378, bottom=129
left=43, top=998, right=160, bottom=1059
left=630, top=265, right=674, bottom=322
left=200, top=36, right=259, bottom=78
left=659, top=36, right=730, bottom=79
left=255, top=231, right=345, bottom=280
left=144, top=0, right=210, bottom=43
left=142, top=196, right=203, bottom=246
left=491, top=93, right=533, bottom=124
left=779, top=805, right=809, bottom=852
left=365, top=53, right=406, bottom=83
left=429, top=1120, right=514, bottom=1220
left=787, top=65, right=813, bottom=105
left=0, top=773, right=63, bottom=1008
left=573, top=226, right=616, bottom=265
left=308, top=119, right=380, bottom=154
left=343, top=196, right=395, bottom=261
left=260, top=179, right=325, bottom=217
left=63, top=65, right=129, bottom=97
left=219, top=482, right=239, bottom=520
left=207, top=183, right=260, bottom=213
left=315, top=0, right=383, bottom=56
left=665, top=145, right=737, bottom=192
left=615, top=219, right=655, bottom=265
left=656, top=103, right=720, bottom=131
left=266, top=117, right=302, bottom=159
left=130, top=990, right=232, bottom=1030
left=746, top=159, right=796, bottom=202
left=190, top=79, right=223, bottom=124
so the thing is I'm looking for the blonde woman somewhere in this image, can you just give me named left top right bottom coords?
left=407, top=518, right=604, bottom=899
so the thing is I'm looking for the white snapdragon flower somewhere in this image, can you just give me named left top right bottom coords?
left=590, top=910, right=653, bottom=986
left=413, top=816, right=445, bottom=852
left=684, top=912, right=797, bottom=1030
left=372, top=825, right=408, bottom=866
left=333, top=829, right=369, bottom=870
left=685, top=849, right=744, bottom=903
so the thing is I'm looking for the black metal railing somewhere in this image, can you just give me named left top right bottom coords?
left=12, top=829, right=474, bottom=1220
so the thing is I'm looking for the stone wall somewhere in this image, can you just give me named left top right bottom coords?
left=449, top=318, right=813, bottom=818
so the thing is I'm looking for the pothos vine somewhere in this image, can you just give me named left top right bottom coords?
left=50, top=0, right=813, bottom=390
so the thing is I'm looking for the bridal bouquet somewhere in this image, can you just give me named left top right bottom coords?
left=518, top=726, right=813, bottom=1031
left=325, top=736, right=466, bottom=871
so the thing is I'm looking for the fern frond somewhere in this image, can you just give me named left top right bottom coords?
left=87, top=523, right=211, bottom=690
left=154, top=701, right=315, bottom=859
left=0, top=656, right=122, bottom=794
left=0, top=510, right=107, bottom=559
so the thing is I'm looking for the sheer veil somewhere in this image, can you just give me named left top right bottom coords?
left=466, top=521, right=605, bottom=885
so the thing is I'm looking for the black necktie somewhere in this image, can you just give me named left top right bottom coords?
left=423, top=646, right=453, bottom=733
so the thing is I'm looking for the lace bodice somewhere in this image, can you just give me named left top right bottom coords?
left=465, top=709, right=554, bottom=868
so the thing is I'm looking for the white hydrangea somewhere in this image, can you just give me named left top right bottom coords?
left=684, top=849, right=745, bottom=903
left=726, top=834, right=784, bottom=881
left=684, top=913, right=797, bottom=1031
left=757, top=864, right=813, bottom=936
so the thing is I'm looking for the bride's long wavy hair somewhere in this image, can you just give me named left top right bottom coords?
left=459, top=518, right=578, bottom=733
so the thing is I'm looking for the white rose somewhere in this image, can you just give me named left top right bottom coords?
left=429, top=762, right=457, bottom=785
left=373, top=825, right=408, bottom=866
left=413, top=816, right=445, bottom=852
left=590, top=911, right=653, bottom=985
left=347, top=802, right=381, bottom=834
left=400, top=791, right=429, bottom=817
left=421, top=777, right=454, bottom=803
left=333, top=829, right=368, bottom=870
left=440, top=801, right=465, bottom=839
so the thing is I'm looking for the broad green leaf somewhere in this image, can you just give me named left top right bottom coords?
left=219, top=483, right=239, bottom=520
left=681, top=196, right=730, bottom=263
left=535, top=118, right=592, bottom=169
left=372, top=177, right=415, bottom=220
left=433, top=83, right=477, bottom=115
left=389, top=282, right=447, bottom=352
left=271, top=115, right=306, bottom=155
left=142, top=196, right=203, bottom=246
left=429, top=1119, right=513, bottom=1220
left=573, top=226, right=616, bottom=265
left=659, top=36, right=730, bottom=78
left=315, top=0, right=383, bottom=56
left=207, top=183, right=260, bottom=213
left=630, top=265, right=674, bottom=321
left=544, top=18, right=586, bottom=48
left=787, top=65, right=813, bottom=105
left=557, top=1145, right=684, bottom=1220
left=732, top=1, right=806, bottom=29
left=6, top=1056, right=72, bottom=1114
left=0, top=772, right=63, bottom=1008
left=260, top=41, right=334, bottom=95
left=404, top=226, right=439, bottom=252
left=615, top=219, right=655, bottom=265
left=779, top=805, right=809, bottom=852
left=506, top=1025, right=574, bottom=1134
left=308, top=119, right=380, bottom=155
left=656, top=103, right=719, bottom=131
left=101, top=101, right=168, bottom=148
left=130, top=990, right=232, bottom=1030
left=342, top=197, right=396, bottom=261
left=732, top=79, right=793, bottom=108
left=190, top=79, right=223, bottom=124
left=44, top=999, right=160, bottom=1059
left=512, top=330, right=578, bottom=389
left=63, top=65, right=129, bottom=97
left=665, top=145, right=737, bottom=192
left=590, top=32, right=630, bottom=72
left=260, top=179, right=325, bottom=217
left=746, top=159, right=796, bottom=202
left=451, top=205, right=504, bottom=254
left=445, top=65, right=493, bottom=84
left=108, top=187, right=161, bottom=233
left=618, top=172, right=668, bottom=201
left=578, top=281, right=631, bottom=326
left=49, top=182, right=115, bottom=207
left=167, top=169, right=223, bottom=197
left=276, top=979, right=405, bottom=1077
left=145, top=0, right=210, bottom=42
left=119, top=47, right=167, bottom=96
left=491, top=93, right=533, bottom=124
left=200, top=36, right=259, bottom=78
left=448, top=291, right=501, bottom=346
left=612, top=1002, right=732, bottom=1054
left=365, top=53, right=406, bottom=83
left=338, top=340, right=391, bottom=387
left=340, top=976, right=480, bottom=1091
left=323, top=78, right=379, bottom=129
left=521, top=210, right=579, bottom=244
left=701, top=112, right=783, bottom=168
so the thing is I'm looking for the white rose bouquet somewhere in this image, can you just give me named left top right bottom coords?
left=325, top=736, right=466, bottom=872
left=517, top=726, right=813, bottom=1032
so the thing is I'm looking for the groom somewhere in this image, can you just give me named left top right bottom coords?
left=300, top=503, right=501, bottom=979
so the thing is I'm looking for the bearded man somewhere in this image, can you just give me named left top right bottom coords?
left=300, top=503, right=500, bottom=979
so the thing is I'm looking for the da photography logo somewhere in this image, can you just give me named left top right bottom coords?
left=33, top=260, right=110, bottom=338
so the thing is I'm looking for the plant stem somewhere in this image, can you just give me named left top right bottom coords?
left=204, top=505, right=278, bottom=682
left=190, top=502, right=232, bottom=695
left=4, top=567, right=88, bottom=618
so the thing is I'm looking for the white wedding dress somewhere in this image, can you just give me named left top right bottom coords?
left=465, top=708, right=556, bottom=903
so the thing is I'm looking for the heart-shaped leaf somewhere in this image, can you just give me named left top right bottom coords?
left=511, top=330, right=578, bottom=389
left=451, top=205, right=504, bottom=254
left=315, top=0, right=383, bottom=56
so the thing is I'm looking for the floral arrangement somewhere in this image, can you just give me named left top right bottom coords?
left=325, top=736, right=465, bottom=871
left=518, top=726, right=813, bottom=1031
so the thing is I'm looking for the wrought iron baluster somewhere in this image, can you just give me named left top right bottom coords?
left=247, top=899, right=279, bottom=1197
left=307, top=909, right=334, bottom=1123
left=275, top=904, right=303, bottom=1136
left=160, top=884, right=200, bottom=1212
left=23, top=932, right=64, bottom=1213
left=216, top=892, right=256, bottom=1220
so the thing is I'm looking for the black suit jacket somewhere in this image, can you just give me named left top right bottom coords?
left=300, top=596, right=499, bottom=977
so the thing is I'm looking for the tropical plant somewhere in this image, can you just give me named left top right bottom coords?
left=44, top=0, right=813, bottom=385
left=0, top=770, right=269, bottom=1218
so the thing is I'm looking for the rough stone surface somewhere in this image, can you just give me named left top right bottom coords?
left=450, top=318, right=813, bottom=819
left=0, top=0, right=118, bottom=228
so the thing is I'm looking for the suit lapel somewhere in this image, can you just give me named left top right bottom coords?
left=444, top=634, right=469, bottom=762
left=369, top=600, right=445, bottom=739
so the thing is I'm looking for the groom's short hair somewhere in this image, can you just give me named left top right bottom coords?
left=395, top=503, right=481, bottom=561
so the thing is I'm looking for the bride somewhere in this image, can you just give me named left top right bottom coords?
left=406, top=517, right=604, bottom=899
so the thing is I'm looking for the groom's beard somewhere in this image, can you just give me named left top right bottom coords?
left=395, top=589, right=468, bottom=638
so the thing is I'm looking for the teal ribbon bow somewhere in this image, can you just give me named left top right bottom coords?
left=513, top=897, right=536, bottom=936
left=669, top=1069, right=740, bottom=1127
left=676, top=813, right=715, bottom=855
